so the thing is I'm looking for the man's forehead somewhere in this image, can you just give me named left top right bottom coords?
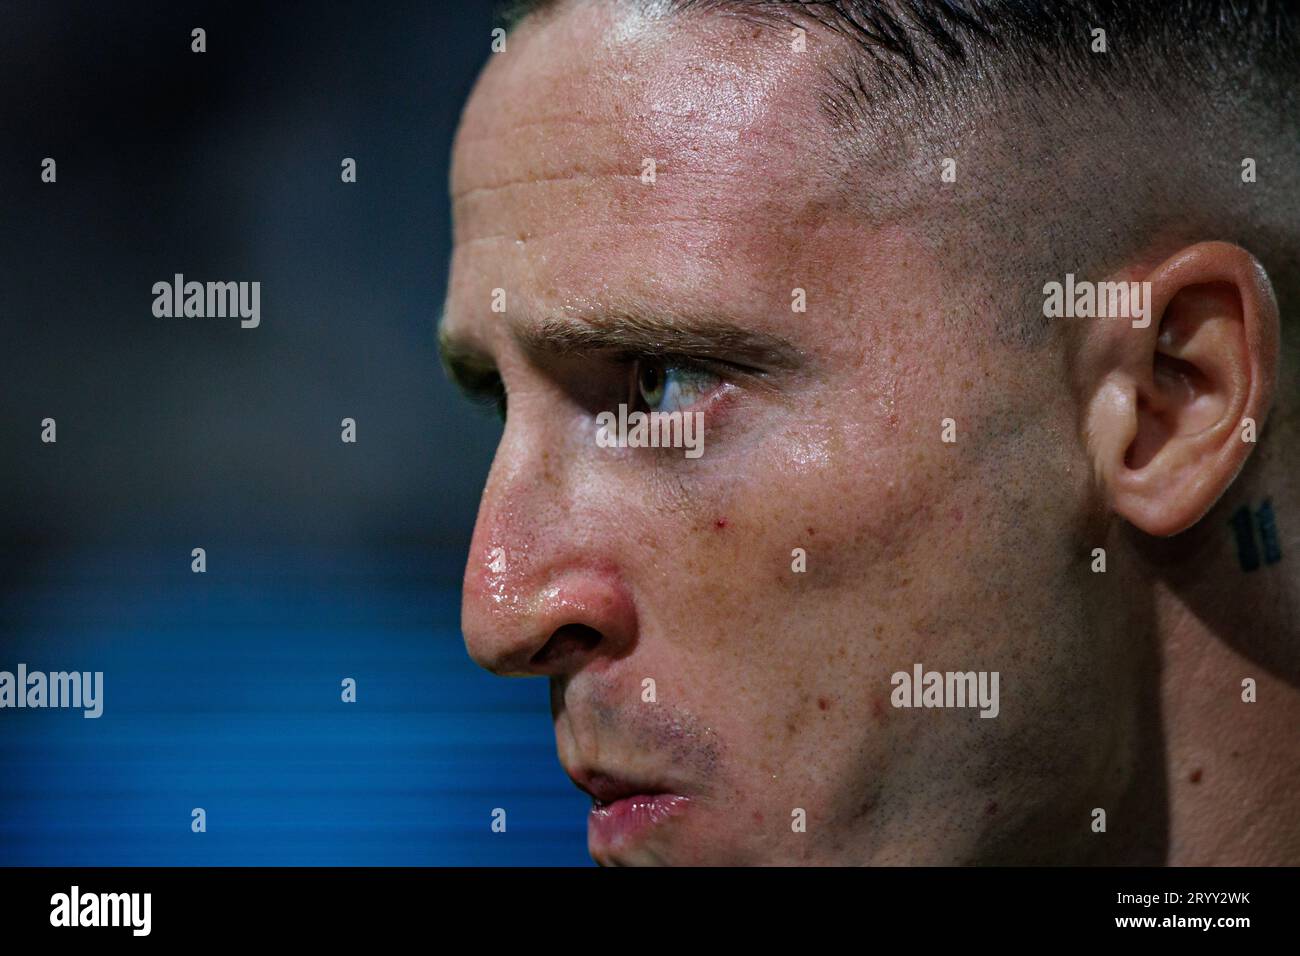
left=452, top=4, right=837, bottom=194
left=443, top=3, right=914, bottom=356
left=450, top=5, right=847, bottom=240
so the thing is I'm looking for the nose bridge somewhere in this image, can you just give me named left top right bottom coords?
left=463, top=418, right=561, bottom=651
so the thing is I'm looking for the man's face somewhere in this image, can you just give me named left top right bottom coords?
left=442, top=3, right=1138, bottom=864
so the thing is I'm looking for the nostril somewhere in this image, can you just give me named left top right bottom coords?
left=531, top=623, right=603, bottom=668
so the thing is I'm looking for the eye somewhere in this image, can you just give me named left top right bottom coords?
left=633, top=358, right=721, bottom=413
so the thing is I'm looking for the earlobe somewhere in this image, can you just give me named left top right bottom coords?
left=1084, top=242, right=1279, bottom=538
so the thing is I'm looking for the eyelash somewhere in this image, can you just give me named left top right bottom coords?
left=464, top=373, right=507, bottom=421
left=463, top=352, right=750, bottom=424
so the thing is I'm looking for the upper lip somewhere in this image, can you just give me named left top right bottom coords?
left=567, top=767, right=675, bottom=805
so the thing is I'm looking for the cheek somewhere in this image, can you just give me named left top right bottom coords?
left=636, top=411, right=949, bottom=725
left=666, top=409, right=953, bottom=635
left=657, top=392, right=978, bottom=688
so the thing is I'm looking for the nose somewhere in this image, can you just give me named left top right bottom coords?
left=464, top=556, right=638, bottom=677
left=460, top=426, right=638, bottom=678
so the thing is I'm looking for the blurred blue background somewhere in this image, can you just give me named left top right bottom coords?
left=0, top=0, right=591, bottom=864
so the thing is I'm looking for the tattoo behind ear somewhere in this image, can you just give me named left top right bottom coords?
left=1229, top=499, right=1282, bottom=572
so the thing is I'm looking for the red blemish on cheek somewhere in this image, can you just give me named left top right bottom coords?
left=951, top=507, right=963, bottom=523
left=985, top=800, right=998, bottom=815
left=1189, top=768, right=1203, bottom=784
left=752, top=811, right=764, bottom=825
left=806, top=527, right=816, bottom=536
left=714, top=517, right=728, bottom=530
left=871, top=698, right=886, bottom=722
left=817, top=697, right=829, bottom=711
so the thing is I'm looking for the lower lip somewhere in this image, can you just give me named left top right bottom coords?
left=588, top=793, right=689, bottom=848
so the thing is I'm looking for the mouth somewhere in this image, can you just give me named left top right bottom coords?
left=569, top=769, right=691, bottom=852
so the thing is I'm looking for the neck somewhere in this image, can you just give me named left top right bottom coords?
left=1149, top=417, right=1300, bottom=864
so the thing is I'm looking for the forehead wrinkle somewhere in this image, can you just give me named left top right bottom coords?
left=450, top=124, right=837, bottom=250
left=450, top=92, right=805, bottom=212
left=449, top=118, right=760, bottom=243
left=453, top=167, right=637, bottom=207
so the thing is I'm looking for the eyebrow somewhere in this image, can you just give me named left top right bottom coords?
left=515, top=308, right=806, bottom=370
left=438, top=305, right=807, bottom=398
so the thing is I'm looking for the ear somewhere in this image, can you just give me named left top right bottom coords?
left=1082, top=241, right=1279, bottom=537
